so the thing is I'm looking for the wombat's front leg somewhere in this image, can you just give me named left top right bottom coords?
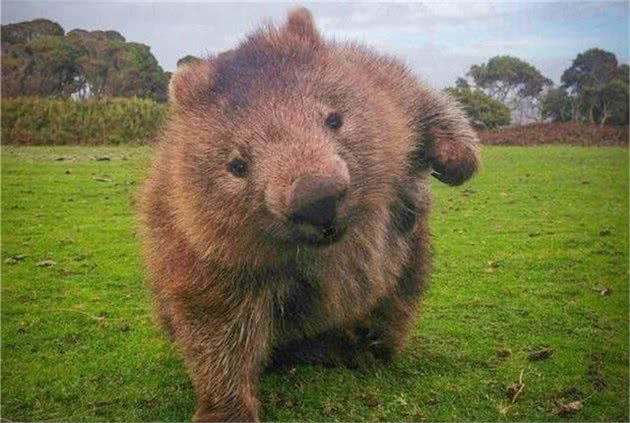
left=413, top=87, right=480, bottom=186
left=354, top=228, right=431, bottom=363
left=269, top=329, right=364, bottom=369
left=169, top=298, right=272, bottom=422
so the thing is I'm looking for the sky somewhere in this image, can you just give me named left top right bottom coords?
left=2, top=1, right=628, bottom=89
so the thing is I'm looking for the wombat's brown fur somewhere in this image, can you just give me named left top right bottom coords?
left=139, top=8, right=479, bottom=422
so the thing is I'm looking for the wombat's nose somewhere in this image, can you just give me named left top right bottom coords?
left=287, top=175, right=347, bottom=227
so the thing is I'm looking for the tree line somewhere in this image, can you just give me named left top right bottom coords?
left=1, top=19, right=628, bottom=127
left=1, top=19, right=170, bottom=102
left=446, top=51, right=629, bottom=128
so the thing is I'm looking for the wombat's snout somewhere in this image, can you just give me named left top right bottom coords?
left=287, top=175, right=348, bottom=228
left=264, top=150, right=351, bottom=245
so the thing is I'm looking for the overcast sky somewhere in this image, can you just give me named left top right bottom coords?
left=2, top=1, right=628, bottom=89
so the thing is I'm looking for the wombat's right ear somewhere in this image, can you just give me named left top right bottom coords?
left=168, top=59, right=216, bottom=110
left=283, top=7, right=321, bottom=45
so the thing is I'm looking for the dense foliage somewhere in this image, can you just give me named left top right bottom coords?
left=1, top=20, right=169, bottom=102
left=454, top=50, right=628, bottom=126
left=176, top=55, right=202, bottom=67
left=1, top=97, right=167, bottom=145
left=445, top=85, right=511, bottom=129
left=467, top=55, right=552, bottom=103
left=553, top=49, right=629, bottom=125
left=539, top=87, right=573, bottom=122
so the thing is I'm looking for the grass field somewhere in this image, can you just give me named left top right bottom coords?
left=2, top=145, right=628, bottom=422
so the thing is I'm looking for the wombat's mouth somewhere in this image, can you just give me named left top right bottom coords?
left=289, top=222, right=346, bottom=247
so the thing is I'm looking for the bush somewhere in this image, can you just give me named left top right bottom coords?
left=1, top=97, right=167, bottom=145
left=540, top=87, right=573, bottom=122
left=478, top=122, right=629, bottom=146
left=445, top=86, right=511, bottom=129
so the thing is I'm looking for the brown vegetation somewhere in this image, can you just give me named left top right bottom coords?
left=478, top=122, right=628, bottom=147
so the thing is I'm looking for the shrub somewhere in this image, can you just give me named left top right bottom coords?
left=1, top=97, right=168, bottom=145
left=478, top=122, right=628, bottom=146
left=540, top=87, right=573, bottom=122
left=445, top=86, right=511, bottom=129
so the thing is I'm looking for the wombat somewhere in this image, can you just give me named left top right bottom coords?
left=139, top=8, right=479, bottom=422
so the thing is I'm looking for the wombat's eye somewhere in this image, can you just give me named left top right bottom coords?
left=228, top=158, right=248, bottom=178
left=325, top=112, right=343, bottom=130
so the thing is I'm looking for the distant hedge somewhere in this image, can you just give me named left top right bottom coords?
left=4, top=98, right=628, bottom=147
left=478, top=122, right=629, bottom=147
left=1, top=97, right=168, bottom=145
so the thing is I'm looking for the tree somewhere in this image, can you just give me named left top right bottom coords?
left=468, top=55, right=552, bottom=102
left=1, top=19, right=63, bottom=44
left=540, top=87, right=573, bottom=122
left=177, top=55, right=202, bottom=67
left=1, top=34, right=83, bottom=97
left=617, top=64, right=629, bottom=83
left=26, top=35, right=84, bottom=96
left=466, top=56, right=552, bottom=124
left=562, top=49, right=618, bottom=92
left=66, top=29, right=169, bottom=102
left=455, top=77, right=469, bottom=89
left=598, top=79, right=629, bottom=126
left=107, top=42, right=170, bottom=101
left=1, top=19, right=82, bottom=97
left=445, top=86, right=511, bottom=129
left=561, top=48, right=629, bottom=125
left=1, top=20, right=169, bottom=101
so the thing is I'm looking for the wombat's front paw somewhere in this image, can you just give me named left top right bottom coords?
left=428, top=139, right=479, bottom=186
left=367, top=342, right=396, bottom=363
left=349, top=327, right=397, bottom=369
left=346, top=349, right=380, bottom=370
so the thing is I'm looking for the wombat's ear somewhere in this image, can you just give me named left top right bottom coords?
left=413, top=90, right=480, bottom=186
left=283, top=7, right=321, bottom=45
left=168, top=59, right=216, bottom=110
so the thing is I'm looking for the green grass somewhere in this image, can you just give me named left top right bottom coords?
left=2, top=145, right=628, bottom=422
